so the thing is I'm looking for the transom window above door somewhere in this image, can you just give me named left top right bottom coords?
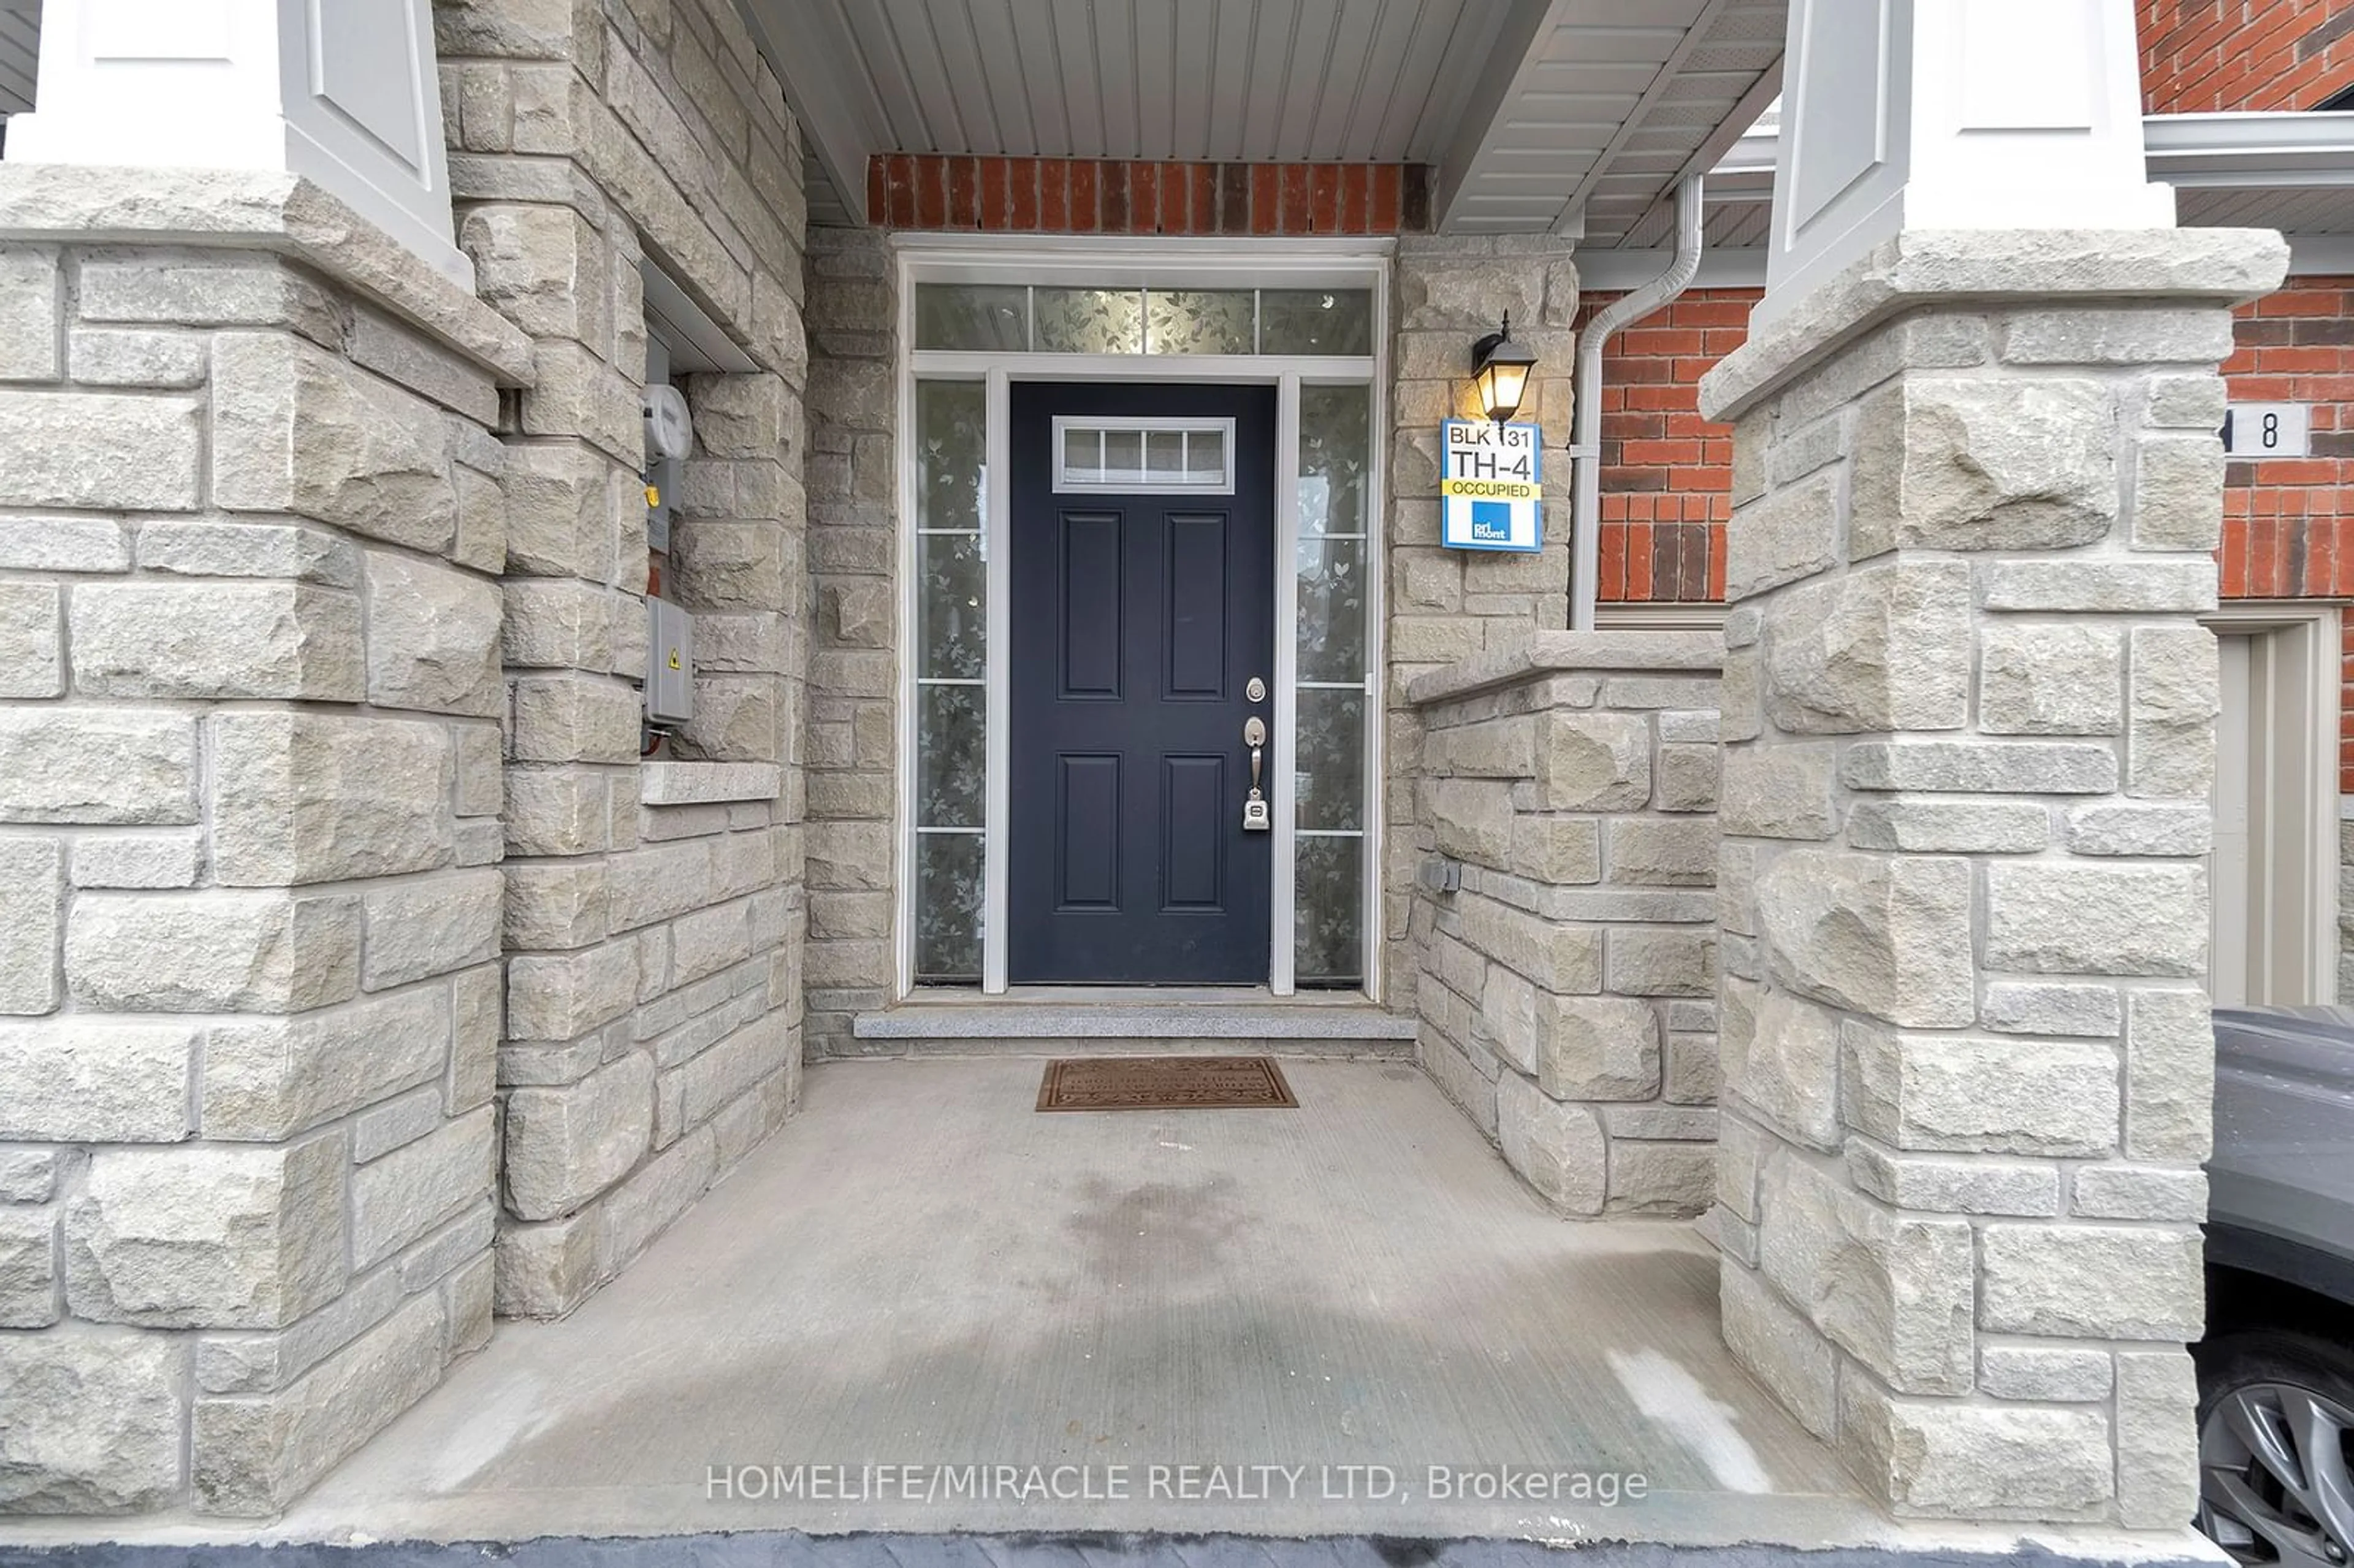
left=915, top=284, right=1374, bottom=356
left=1053, top=417, right=1233, bottom=493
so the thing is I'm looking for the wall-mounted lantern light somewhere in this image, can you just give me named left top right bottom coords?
left=1469, top=314, right=1539, bottom=424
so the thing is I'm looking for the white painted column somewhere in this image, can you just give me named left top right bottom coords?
left=6, top=0, right=469, bottom=286
left=1761, top=0, right=2174, bottom=322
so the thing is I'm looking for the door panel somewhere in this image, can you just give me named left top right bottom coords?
left=1058, top=512, right=1122, bottom=698
left=1009, top=382, right=1276, bottom=984
left=1161, top=755, right=1228, bottom=910
left=1056, top=754, right=1121, bottom=910
left=1164, top=512, right=1230, bottom=699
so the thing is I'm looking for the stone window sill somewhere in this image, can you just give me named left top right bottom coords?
left=640, top=761, right=781, bottom=807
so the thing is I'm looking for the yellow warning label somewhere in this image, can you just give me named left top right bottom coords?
left=668, top=649, right=682, bottom=670
left=1441, top=478, right=1542, bottom=500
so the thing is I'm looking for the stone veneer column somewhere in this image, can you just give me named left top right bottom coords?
left=1701, top=229, right=2288, bottom=1522
left=433, top=0, right=809, bottom=1320
left=0, top=169, right=533, bottom=1514
left=1407, top=633, right=1722, bottom=1214
left=799, top=227, right=899, bottom=1053
left=1385, top=235, right=1579, bottom=1010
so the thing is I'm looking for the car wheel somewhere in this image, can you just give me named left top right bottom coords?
left=2200, top=1329, right=2354, bottom=1566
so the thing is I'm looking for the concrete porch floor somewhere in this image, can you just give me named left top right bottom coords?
left=2, top=1059, right=2217, bottom=1555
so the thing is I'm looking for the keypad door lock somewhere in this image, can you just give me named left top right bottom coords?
left=1242, top=716, right=1271, bottom=832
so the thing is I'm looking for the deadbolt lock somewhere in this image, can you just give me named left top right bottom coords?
left=1246, top=676, right=1267, bottom=702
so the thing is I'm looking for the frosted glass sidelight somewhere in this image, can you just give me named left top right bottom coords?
left=917, top=683, right=986, bottom=828
left=1298, top=384, right=1371, bottom=536
left=1295, top=538, right=1368, bottom=685
left=915, top=378, right=991, bottom=984
left=1292, top=380, right=1373, bottom=984
left=1295, top=690, right=1366, bottom=834
left=918, top=534, right=986, bottom=680
left=1295, top=836, right=1365, bottom=986
left=917, top=381, right=987, bottom=531
left=915, top=834, right=985, bottom=982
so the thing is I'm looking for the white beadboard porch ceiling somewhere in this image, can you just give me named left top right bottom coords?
left=739, top=0, right=1789, bottom=234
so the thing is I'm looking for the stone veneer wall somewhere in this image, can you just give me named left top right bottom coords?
left=1698, top=229, right=2288, bottom=1523
left=1385, top=235, right=1580, bottom=1010
left=1407, top=633, right=1721, bottom=1214
left=0, top=172, right=535, bottom=1513
left=799, top=227, right=898, bottom=1053
left=785, top=229, right=1603, bottom=1026
left=432, top=0, right=809, bottom=1319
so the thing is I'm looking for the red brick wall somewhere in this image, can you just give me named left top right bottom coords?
left=2220, top=275, right=2354, bottom=599
left=2139, top=0, right=2354, bottom=111
left=2217, top=275, right=2354, bottom=785
left=867, top=155, right=1431, bottom=234
left=1575, top=287, right=1758, bottom=603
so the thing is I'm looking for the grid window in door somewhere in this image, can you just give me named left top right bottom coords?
left=1053, top=418, right=1235, bottom=494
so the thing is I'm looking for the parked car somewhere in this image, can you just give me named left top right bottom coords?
left=2200, top=1005, right=2354, bottom=1565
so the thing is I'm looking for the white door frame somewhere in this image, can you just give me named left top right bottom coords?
left=893, top=237, right=1393, bottom=1002
left=2203, top=600, right=2342, bottom=1007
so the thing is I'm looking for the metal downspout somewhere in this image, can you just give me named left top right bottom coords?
left=1568, top=174, right=1705, bottom=631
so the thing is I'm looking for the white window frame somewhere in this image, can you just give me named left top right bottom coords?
left=894, top=235, right=1393, bottom=1003
left=2203, top=601, right=2342, bottom=1008
left=1049, top=415, right=1237, bottom=495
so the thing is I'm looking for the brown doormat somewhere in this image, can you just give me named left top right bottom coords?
left=1036, top=1055, right=1298, bottom=1111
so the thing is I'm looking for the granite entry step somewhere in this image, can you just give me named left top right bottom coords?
left=847, top=989, right=1417, bottom=1057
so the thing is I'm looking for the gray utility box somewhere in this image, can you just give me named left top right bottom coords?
left=646, top=596, right=695, bottom=723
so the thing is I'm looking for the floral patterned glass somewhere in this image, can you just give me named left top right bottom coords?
left=1294, top=836, right=1365, bottom=987
left=1260, top=289, right=1374, bottom=356
left=916, top=380, right=989, bottom=982
left=915, top=833, right=984, bottom=982
left=1295, top=690, right=1365, bottom=833
left=918, top=381, right=986, bottom=531
left=1295, top=538, right=1366, bottom=685
left=1146, top=289, right=1256, bottom=354
left=917, top=683, right=986, bottom=828
left=1298, top=384, right=1371, bottom=536
left=914, top=284, right=1028, bottom=352
left=1034, top=287, right=1145, bottom=354
left=1293, top=380, right=1371, bottom=984
left=918, top=534, right=985, bottom=680
left=910, top=288, right=1374, bottom=357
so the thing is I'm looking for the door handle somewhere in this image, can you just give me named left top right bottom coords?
left=1242, top=717, right=1270, bottom=832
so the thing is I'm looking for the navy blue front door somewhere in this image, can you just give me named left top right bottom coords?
left=1008, top=382, right=1276, bottom=984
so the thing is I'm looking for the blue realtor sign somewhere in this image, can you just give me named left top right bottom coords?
left=1440, top=419, right=1542, bottom=552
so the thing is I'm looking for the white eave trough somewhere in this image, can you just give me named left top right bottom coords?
left=2143, top=110, right=2354, bottom=187
left=1577, top=108, right=2354, bottom=288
